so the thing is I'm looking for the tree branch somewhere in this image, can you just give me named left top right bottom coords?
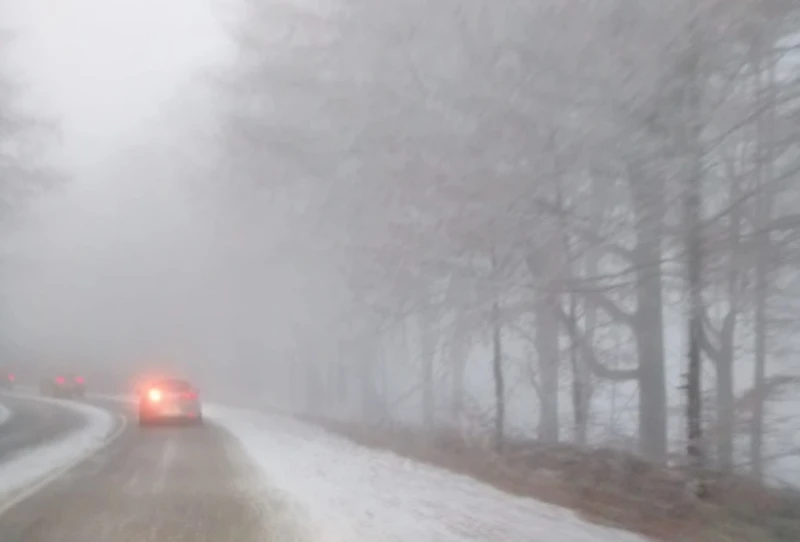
left=581, top=289, right=635, bottom=326
left=699, top=317, right=722, bottom=367
left=556, top=305, right=639, bottom=382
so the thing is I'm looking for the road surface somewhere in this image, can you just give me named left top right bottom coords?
left=0, top=396, right=269, bottom=541
left=0, top=394, right=85, bottom=463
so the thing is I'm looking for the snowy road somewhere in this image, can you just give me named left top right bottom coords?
left=0, top=396, right=652, bottom=542
left=0, top=394, right=85, bottom=463
left=0, top=399, right=268, bottom=542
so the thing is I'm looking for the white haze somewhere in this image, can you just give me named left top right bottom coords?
left=1, top=0, right=282, bottom=384
left=2, top=0, right=800, bottom=494
left=5, top=0, right=232, bottom=168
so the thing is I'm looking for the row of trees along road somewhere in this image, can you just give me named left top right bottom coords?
left=0, top=29, right=62, bottom=365
left=213, top=0, right=800, bottom=489
left=0, top=31, right=60, bottom=225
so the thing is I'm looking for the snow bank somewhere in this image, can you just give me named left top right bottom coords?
left=0, top=396, right=117, bottom=505
left=210, top=406, right=651, bottom=542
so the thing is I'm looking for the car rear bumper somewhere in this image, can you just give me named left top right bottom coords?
left=138, top=414, right=203, bottom=426
left=139, top=405, right=202, bottom=422
left=140, top=412, right=202, bottom=420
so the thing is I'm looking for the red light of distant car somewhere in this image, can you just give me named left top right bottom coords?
left=181, top=390, right=197, bottom=400
left=55, top=376, right=65, bottom=384
left=148, top=388, right=162, bottom=402
left=75, top=376, right=84, bottom=383
left=7, top=374, right=14, bottom=381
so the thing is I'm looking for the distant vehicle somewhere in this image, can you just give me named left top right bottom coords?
left=137, top=378, right=202, bottom=426
left=0, top=370, right=14, bottom=390
left=40, top=373, right=86, bottom=398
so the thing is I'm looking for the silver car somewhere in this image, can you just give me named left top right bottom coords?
left=137, top=378, right=203, bottom=426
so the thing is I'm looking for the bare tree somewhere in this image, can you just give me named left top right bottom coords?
left=213, top=0, right=800, bottom=489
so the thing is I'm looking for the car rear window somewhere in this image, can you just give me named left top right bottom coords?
left=160, top=379, right=192, bottom=391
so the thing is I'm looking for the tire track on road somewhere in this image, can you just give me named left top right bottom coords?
left=0, top=409, right=270, bottom=542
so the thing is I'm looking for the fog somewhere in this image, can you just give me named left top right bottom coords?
left=5, top=0, right=231, bottom=167
left=1, top=0, right=271, bottom=385
left=2, top=0, right=800, bottom=493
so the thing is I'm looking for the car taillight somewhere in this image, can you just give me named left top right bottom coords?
left=148, top=388, right=162, bottom=402
left=182, top=391, right=197, bottom=400
left=7, top=374, right=14, bottom=381
left=56, top=376, right=65, bottom=385
left=75, top=376, right=84, bottom=384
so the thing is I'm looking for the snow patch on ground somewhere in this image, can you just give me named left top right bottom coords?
left=0, top=396, right=116, bottom=502
left=210, top=405, right=651, bottom=542
left=0, top=402, right=11, bottom=425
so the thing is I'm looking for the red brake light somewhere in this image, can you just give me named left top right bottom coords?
left=148, top=388, right=162, bottom=402
left=182, top=390, right=197, bottom=399
left=55, top=376, right=65, bottom=384
left=7, top=374, right=14, bottom=381
left=75, top=376, right=84, bottom=383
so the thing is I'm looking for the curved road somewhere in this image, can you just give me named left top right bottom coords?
left=0, top=394, right=86, bottom=463
left=0, top=397, right=270, bottom=541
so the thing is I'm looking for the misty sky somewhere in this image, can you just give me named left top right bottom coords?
left=1, top=0, right=242, bottom=365
left=6, top=0, right=233, bottom=171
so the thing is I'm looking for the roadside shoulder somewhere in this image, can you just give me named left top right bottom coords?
left=210, top=405, right=652, bottom=542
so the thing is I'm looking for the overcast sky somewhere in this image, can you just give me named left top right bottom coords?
left=5, top=0, right=233, bottom=172
left=1, top=0, right=240, bottom=362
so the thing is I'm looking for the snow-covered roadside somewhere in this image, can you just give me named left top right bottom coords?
left=210, top=406, right=651, bottom=542
left=0, top=396, right=118, bottom=507
left=0, top=402, right=11, bottom=425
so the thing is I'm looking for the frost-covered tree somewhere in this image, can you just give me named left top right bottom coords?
left=212, top=0, right=800, bottom=484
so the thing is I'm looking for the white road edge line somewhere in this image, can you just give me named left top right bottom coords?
left=0, top=411, right=128, bottom=518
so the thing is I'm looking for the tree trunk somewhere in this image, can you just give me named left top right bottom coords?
left=716, top=346, right=734, bottom=472
left=750, top=33, right=776, bottom=482
left=359, top=338, right=377, bottom=424
left=683, top=26, right=706, bottom=497
left=376, top=330, right=389, bottom=421
left=336, top=342, right=349, bottom=403
left=716, top=168, right=742, bottom=473
left=450, top=319, right=467, bottom=422
left=751, top=164, right=771, bottom=481
left=631, top=182, right=668, bottom=462
left=307, top=360, right=322, bottom=415
left=492, top=302, right=505, bottom=452
left=289, top=353, right=302, bottom=411
left=563, top=178, right=593, bottom=448
left=707, top=311, right=737, bottom=473
left=685, top=163, right=705, bottom=496
left=535, top=296, right=560, bottom=443
left=633, top=263, right=667, bottom=461
left=419, top=313, right=436, bottom=430
left=751, top=248, right=767, bottom=480
left=569, top=293, right=589, bottom=446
